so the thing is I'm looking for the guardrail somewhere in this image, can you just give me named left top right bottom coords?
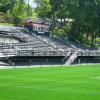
left=77, top=50, right=100, bottom=56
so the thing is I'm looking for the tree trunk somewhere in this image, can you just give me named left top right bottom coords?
left=86, top=33, right=89, bottom=43
left=61, top=18, right=63, bottom=28
left=52, top=12, right=56, bottom=29
left=91, top=32, right=95, bottom=46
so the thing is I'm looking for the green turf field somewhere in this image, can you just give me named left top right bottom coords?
left=0, top=64, right=100, bottom=100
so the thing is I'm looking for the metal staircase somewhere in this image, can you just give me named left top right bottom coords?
left=62, top=51, right=72, bottom=64
left=65, top=51, right=78, bottom=65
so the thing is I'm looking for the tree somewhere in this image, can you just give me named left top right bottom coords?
left=65, top=0, right=100, bottom=46
left=6, top=0, right=34, bottom=25
left=34, top=0, right=52, bottom=19
left=0, top=0, right=16, bottom=13
left=35, top=0, right=100, bottom=46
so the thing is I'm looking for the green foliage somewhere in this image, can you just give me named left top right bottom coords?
left=6, top=0, right=29, bottom=25
left=34, top=0, right=52, bottom=18
left=0, top=13, right=6, bottom=22
left=52, top=27, right=66, bottom=37
left=35, top=0, right=100, bottom=46
left=0, top=0, right=16, bottom=13
left=63, top=23, right=72, bottom=35
left=0, top=0, right=36, bottom=26
left=65, top=0, right=100, bottom=45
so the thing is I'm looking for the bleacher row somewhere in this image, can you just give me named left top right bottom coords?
left=0, top=26, right=100, bottom=59
left=35, top=35, right=72, bottom=51
left=77, top=50, right=100, bottom=56
left=12, top=34, right=70, bottom=56
left=0, top=26, right=70, bottom=57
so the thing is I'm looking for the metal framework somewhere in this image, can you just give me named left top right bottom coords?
left=0, top=25, right=100, bottom=65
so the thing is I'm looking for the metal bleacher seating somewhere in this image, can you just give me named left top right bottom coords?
left=0, top=26, right=100, bottom=65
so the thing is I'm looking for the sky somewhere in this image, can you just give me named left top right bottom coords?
left=25, top=0, right=37, bottom=8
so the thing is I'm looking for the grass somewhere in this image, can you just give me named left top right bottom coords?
left=0, top=64, right=100, bottom=100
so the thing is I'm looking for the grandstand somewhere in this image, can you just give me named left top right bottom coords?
left=0, top=25, right=100, bottom=66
